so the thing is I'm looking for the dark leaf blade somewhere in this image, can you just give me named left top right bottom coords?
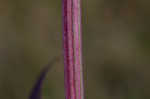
left=29, top=57, right=59, bottom=99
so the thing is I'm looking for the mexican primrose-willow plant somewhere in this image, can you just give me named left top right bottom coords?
left=62, top=0, right=84, bottom=99
left=29, top=0, right=84, bottom=99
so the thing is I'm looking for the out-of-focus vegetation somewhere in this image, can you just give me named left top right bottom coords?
left=0, top=0, right=150, bottom=99
left=82, top=0, right=150, bottom=99
left=0, top=0, right=63, bottom=99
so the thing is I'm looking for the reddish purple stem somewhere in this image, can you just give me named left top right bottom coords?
left=62, top=0, right=84, bottom=99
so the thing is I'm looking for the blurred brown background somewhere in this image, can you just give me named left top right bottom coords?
left=0, top=0, right=150, bottom=99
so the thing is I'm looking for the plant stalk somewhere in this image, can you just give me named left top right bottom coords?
left=62, top=0, right=84, bottom=99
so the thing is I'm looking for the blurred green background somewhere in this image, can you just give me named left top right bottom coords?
left=0, top=0, right=150, bottom=99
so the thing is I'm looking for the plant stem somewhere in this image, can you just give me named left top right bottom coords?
left=62, top=0, right=84, bottom=99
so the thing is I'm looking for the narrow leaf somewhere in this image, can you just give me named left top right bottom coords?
left=29, top=57, right=59, bottom=99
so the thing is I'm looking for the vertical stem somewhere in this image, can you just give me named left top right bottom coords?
left=62, top=0, right=84, bottom=99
